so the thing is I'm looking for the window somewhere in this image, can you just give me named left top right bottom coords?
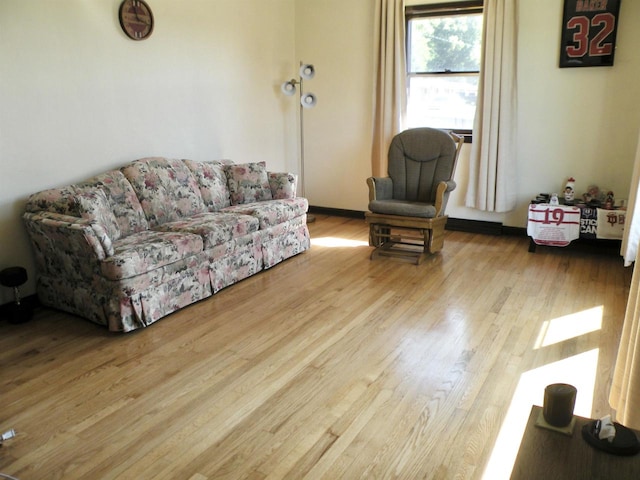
left=405, top=1, right=483, bottom=140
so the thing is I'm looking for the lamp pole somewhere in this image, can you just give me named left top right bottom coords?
left=282, top=63, right=317, bottom=223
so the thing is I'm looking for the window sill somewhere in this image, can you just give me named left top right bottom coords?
left=451, top=129, right=473, bottom=143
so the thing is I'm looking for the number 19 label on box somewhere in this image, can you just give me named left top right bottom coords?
left=559, top=0, right=621, bottom=68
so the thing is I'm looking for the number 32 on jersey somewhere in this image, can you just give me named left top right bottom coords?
left=559, top=0, right=621, bottom=68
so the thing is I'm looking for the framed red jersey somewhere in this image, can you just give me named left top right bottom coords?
left=559, top=0, right=621, bottom=68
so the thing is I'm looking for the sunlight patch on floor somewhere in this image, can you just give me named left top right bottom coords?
left=482, top=348, right=600, bottom=479
left=311, top=237, right=369, bottom=248
left=534, top=306, right=603, bottom=349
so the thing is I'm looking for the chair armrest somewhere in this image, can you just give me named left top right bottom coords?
left=435, top=180, right=457, bottom=217
left=444, top=180, right=457, bottom=192
left=268, top=172, right=298, bottom=199
left=366, top=177, right=393, bottom=202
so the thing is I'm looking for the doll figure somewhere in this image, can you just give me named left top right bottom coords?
left=604, top=191, right=615, bottom=209
left=564, top=177, right=575, bottom=203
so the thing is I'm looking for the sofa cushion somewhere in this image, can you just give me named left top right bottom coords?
left=75, top=189, right=122, bottom=241
left=223, top=198, right=309, bottom=229
left=101, top=230, right=204, bottom=280
left=268, top=172, right=298, bottom=199
left=121, top=157, right=206, bottom=228
left=183, top=159, right=232, bottom=211
left=154, top=212, right=259, bottom=249
left=74, top=170, right=149, bottom=237
left=225, top=162, right=273, bottom=205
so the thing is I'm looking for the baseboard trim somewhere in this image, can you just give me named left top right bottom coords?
left=308, top=206, right=365, bottom=219
left=445, top=218, right=527, bottom=237
left=308, top=207, right=527, bottom=237
left=445, top=218, right=502, bottom=235
left=502, top=225, right=527, bottom=237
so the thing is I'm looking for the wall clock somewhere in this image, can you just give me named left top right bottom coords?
left=119, top=0, right=154, bottom=40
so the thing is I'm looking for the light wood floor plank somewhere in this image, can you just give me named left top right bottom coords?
left=0, top=215, right=631, bottom=479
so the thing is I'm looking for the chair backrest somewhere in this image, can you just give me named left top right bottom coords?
left=388, top=128, right=458, bottom=203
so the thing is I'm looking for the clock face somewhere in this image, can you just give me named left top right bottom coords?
left=119, top=0, right=154, bottom=40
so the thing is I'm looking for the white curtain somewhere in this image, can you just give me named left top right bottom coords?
left=621, top=137, right=640, bottom=266
left=609, top=133, right=640, bottom=429
left=465, top=0, right=518, bottom=212
left=371, top=0, right=406, bottom=178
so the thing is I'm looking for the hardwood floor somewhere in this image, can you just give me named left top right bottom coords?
left=0, top=215, right=631, bottom=479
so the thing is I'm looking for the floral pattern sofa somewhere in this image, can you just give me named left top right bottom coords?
left=23, top=158, right=310, bottom=332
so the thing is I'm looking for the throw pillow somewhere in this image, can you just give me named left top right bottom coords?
left=225, top=162, right=273, bottom=205
left=75, top=189, right=121, bottom=241
left=269, top=172, right=297, bottom=199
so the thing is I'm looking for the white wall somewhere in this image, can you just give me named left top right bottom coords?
left=503, top=0, right=640, bottom=226
left=0, top=0, right=296, bottom=303
left=297, top=0, right=640, bottom=226
left=294, top=0, right=375, bottom=209
left=2, top=0, right=640, bottom=303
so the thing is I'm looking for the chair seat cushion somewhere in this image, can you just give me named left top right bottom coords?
left=369, top=200, right=437, bottom=218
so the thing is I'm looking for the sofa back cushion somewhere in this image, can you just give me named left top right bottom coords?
left=75, top=189, right=122, bottom=241
left=74, top=170, right=149, bottom=237
left=121, top=157, right=206, bottom=228
left=183, top=159, right=232, bottom=211
left=225, top=162, right=273, bottom=205
left=25, top=170, right=149, bottom=239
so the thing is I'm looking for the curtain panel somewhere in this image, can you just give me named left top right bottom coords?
left=465, top=0, right=518, bottom=213
left=610, top=132, right=640, bottom=429
left=371, top=0, right=406, bottom=178
left=610, top=263, right=640, bottom=430
left=621, top=136, right=640, bottom=266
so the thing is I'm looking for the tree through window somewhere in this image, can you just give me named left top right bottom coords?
left=406, top=1, right=483, bottom=139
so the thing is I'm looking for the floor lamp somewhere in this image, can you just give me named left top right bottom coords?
left=281, top=62, right=317, bottom=223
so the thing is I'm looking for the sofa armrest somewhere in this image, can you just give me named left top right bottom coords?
left=268, top=172, right=298, bottom=199
left=34, top=211, right=115, bottom=257
left=366, top=177, right=393, bottom=202
left=23, top=212, right=112, bottom=282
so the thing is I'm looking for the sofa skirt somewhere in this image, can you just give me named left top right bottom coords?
left=35, top=218, right=308, bottom=333
left=261, top=216, right=310, bottom=269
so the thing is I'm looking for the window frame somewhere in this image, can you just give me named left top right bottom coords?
left=405, top=0, right=484, bottom=143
